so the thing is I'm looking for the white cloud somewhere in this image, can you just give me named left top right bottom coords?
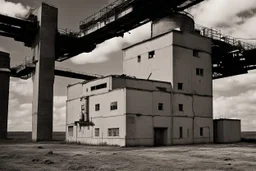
left=0, top=0, right=29, bottom=18
left=71, top=23, right=151, bottom=64
left=214, top=90, right=256, bottom=131
left=10, top=78, right=33, bottom=97
left=189, top=0, right=256, bottom=42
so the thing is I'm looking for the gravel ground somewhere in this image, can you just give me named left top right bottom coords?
left=0, top=141, right=255, bottom=171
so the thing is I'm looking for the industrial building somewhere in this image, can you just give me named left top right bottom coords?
left=66, top=13, right=215, bottom=146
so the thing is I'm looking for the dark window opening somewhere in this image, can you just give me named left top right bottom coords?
left=108, top=128, right=119, bottom=136
left=179, top=104, right=183, bottom=111
left=179, top=127, right=183, bottom=139
left=196, top=68, right=204, bottom=76
left=68, top=126, right=73, bottom=137
left=178, top=83, right=183, bottom=90
left=110, top=101, right=118, bottom=110
left=95, top=128, right=100, bottom=137
left=158, top=103, right=163, bottom=111
left=137, top=55, right=141, bottom=63
left=157, top=87, right=167, bottom=91
left=193, top=50, right=199, bottom=57
left=81, top=104, right=85, bottom=111
left=148, top=51, right=155, bottom=59
left=91, top=83, right=107, bottom=91
left=95, top=104, right=100, bottom=111
left=200, top=127, right=204, bottom=136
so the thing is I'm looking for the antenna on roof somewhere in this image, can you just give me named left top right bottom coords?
left=147, top=73, right=152, bottom=80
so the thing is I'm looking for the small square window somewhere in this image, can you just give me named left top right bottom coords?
left=200, top=127, right=204, bottom=136
left=81, top=104, right=85, bottom=111
left=137, top=55, right=141, bottom=63
left=95, top=128, right=100, bottom=137
left=148, top=51, right=155, bottom=59
left=196, top=68, right=204, bottom=76
left=179, top=127, right=183, bottom=139
left=110, top=102, right=118, bottom=110
left=179, top=104, right=183, bottom=111
left=158, top=103, right=163, bottom=111
left=193, top=50, right=199, bottom=57
left=178, top=83, right=183, bottom=90
left=95, top=104, right=100, bottom=111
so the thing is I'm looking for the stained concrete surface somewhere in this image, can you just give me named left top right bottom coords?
left=0, top=141, right=255, bottom=171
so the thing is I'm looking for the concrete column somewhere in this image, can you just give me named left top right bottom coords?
left=32, top=3, right=58, bottom=141
left=0, top=51, right=10, bottom=139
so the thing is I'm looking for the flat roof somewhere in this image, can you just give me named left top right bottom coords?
left=214, top=118, right=241, bottom=121
left=67, top=74, right=171, bottom=88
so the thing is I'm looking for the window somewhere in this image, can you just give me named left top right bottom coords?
left=148, top=51, right=155, bottom=59
left=137, top=55, right=141, bottom=63
left=108, top=128, right=119, bottom=137
left=179, top=104, right=183, bottom=111
left=91, top=83, right=107, bottom=91
left=157, top=87, right=167, bottom=91
left=179, top=127, right=183, bottom=139
left=95, top=104, right=100, bottom=111
left=81, top=104, right=85, bottom=111
left=200, top=127, right=204, bottom=136
left=178, top=83, right=183, bottom=90
left=95, top=128, right=100, bottom=137
left=193, top=50, right=199, bottom=57
left=196, top=68, right=204, bottom=76
left=158, top=103, right=163, bottom=111
left=68, top=126, right=73, bottom=137
left=110, top=102, right=118, bottom=110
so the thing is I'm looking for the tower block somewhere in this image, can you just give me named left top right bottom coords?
left=32, top=3, right=58, bottom=141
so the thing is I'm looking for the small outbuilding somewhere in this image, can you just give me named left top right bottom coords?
left=214, top=119, right=241, bottom=143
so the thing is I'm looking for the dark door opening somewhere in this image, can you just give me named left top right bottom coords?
left=154, top=128, right=167, bottom=146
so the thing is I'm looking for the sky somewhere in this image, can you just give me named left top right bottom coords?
left=0, top=0, right=256, bottom=132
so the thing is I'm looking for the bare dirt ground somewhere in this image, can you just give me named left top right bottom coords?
left=0, top=141, right=255, bottom=171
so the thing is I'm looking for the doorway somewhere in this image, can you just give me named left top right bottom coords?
left=154, top=128, right=167, bottom=146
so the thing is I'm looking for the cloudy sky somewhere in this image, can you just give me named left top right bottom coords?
left=0, top=0, right=255, bottom=132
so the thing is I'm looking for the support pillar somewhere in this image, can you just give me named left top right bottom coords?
left=0, top=51, right=10, bottom=139
left=32, top=3, right=58, bottom=141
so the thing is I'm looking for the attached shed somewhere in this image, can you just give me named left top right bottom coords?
left=214, top=119, right=241, bottom=143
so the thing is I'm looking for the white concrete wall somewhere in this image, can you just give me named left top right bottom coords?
left=82, top=77, right=112, bottom=96
left=66, top=99, right=81, bottom=125
left=68, top=89, right=127, bottom=146
left=194, top=117, right=213, bottom=143
left=126, top=89, right=172, bottom=146
left=172, top=117, right=193, bottom=144
left=67, top=83, right=83, bottom=100
left=123, top=34, right=174, bottom=83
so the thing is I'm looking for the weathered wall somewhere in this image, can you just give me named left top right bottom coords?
left=214, top=119, right=241, bottom=143
left=123, top=34, right=173, bottom=83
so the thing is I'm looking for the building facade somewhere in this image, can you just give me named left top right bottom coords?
left=66, top=13, right=214, bottom=146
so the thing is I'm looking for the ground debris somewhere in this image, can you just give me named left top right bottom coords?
left=37, top=146, right=44, bottom=149
left=44, top=159, right=54, bottom=164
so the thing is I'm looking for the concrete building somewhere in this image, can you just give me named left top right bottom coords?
left=123, top=13, right=213, bottom=145
left=0, top=51, right=10, bottom=139
left=214, top=119, right=241, bottom=143
left=66, top=12, right=214, bottom=146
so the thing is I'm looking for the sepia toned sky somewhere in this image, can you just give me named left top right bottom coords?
left=0, top=0, right=255, bottom=131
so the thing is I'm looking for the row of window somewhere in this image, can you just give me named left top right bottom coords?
left=91, top=83, right=107, bottom=92
left=94, top=128, right=120, bottom=137
left=179, top=127, right=204, bottom=139
left=95, top=102, right=118, bottom=111
left=137, top=49, right=200, bottom=63
left=70, top=126, right=204, bottom=138
left=94, top=102, right=183, bottom=112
